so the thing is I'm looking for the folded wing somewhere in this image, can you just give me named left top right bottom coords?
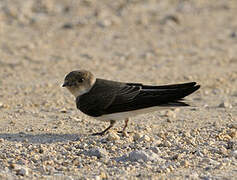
left=104, top=82, right=200, bottom=114
left=77, top=79, right=200, bottom=117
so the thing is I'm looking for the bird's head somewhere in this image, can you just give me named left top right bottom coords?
left=62, top=70, right=96, bottom=97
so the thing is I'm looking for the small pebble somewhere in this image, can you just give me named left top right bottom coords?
left=181, top=160, right=189, bottom=167
left=150, top=147, right=161, bottom=154
left=100, top=172, right=107, bottom=179
left=60, top=108, right=67, bottom=113
left=167, top=118, right=172, bottom=123
left=164, top=141, right=172, bottom=147
left=230, top=150, right=237, bottom=158
left=140, top=135, right=150, bottom=142
left=166, top=110, right=176, bottom=118
left=127, top=150, right=160, bottom=162
left=133, top=133, right=143, bottom=141
left=107, top=131, right=120, bottom=141
left=84, top=148, right=108, bottom=159
left=218, top=101, right=232, bottom=108
left=16, top=167, right=29, bottom=176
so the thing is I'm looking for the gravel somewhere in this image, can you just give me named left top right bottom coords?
left=0, top=0, right=237, bottom=179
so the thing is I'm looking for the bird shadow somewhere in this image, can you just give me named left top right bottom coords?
left=0, top=133, right=82, bottom=144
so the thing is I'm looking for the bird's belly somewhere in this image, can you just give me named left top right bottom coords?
left=95, top=106, right=167, bottom=121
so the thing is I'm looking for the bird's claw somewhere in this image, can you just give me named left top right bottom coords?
left=91, top=131, right=107, bottom=136
left=117, top=131, right=131, bottom=137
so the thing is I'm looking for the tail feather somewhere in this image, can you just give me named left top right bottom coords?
left=133, top=82, right=197, bottom=90
left=137, top=83, right=200, bottom=107
left=174, top=84, right=200, bottom=100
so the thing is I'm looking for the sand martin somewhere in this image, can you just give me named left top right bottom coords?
left=62, top=70, right=200, bottom=135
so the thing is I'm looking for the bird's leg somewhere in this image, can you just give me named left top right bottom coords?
left=122, top=118, right=129, bottom=132
left=118, top=118, right=130, bottom=135
left=91, top=120, right=115, bottom=136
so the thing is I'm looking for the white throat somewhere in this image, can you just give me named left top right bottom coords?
left=67, top=87, right=88, bottom=98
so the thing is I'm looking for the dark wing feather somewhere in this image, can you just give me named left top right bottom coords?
left=127, top=82, right=197, bottom=89
left=76, top=79, right=140, bottom=117
left=105, top=82, right=200, bottom=114
left=77, top=79, right=200, bottom=117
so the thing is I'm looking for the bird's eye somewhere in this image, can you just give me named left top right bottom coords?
left=78, top=78, right=84, bottom=83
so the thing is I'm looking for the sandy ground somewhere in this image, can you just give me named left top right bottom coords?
left=0, top=0, right=236, bottom=179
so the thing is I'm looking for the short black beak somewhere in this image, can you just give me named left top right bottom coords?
left=62, top=82, right=68, bottom=87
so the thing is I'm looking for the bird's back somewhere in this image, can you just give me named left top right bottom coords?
left=76, top=79, right=200, bottom=117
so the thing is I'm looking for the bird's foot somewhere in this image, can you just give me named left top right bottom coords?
left=91, top=131, right=108, bottom=136
left=117, top=131, right=131, bottom=137
left=91, top=120, right=116, bottom=136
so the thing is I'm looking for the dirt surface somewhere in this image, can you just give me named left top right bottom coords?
left=0, top=0, right=237, bottom=179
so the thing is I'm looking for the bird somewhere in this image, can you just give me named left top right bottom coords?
left=62, top=70, right=200, bottom=136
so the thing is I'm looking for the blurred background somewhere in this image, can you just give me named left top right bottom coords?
left=1, top=0, right=236, bottom=82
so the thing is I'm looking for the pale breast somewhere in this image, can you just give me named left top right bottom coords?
left=95, top=106, right=168, bottom=121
